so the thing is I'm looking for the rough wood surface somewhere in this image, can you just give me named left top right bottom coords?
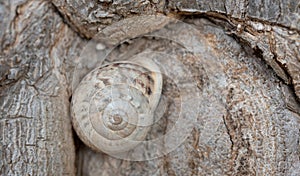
left=52, top=0, right=300, bottom=37
left=0, top=1, right=83, bottom=175
left=170, top=0, right=300, bottom=102
left=1, top=0, right=300, bottom=175
left=74, top=18, right=300, bottom=176
left=52, top=0, right=300, bottom=101
left=52, top=0, right=167, bottom=38
left=168, top=0, right=300, bottom=30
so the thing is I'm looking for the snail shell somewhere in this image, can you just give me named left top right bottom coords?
left=71, top=58, right=162, bottom=154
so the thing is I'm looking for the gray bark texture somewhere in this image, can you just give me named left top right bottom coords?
left=1, top=0, right=300, bottom=175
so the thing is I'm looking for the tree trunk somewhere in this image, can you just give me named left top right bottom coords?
left=1, top=0, right=299, bottom=175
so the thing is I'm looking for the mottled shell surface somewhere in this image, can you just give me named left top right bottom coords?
left=71, top=59, right=162, bottom=154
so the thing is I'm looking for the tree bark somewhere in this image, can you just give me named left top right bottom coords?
left=1, top=0, right=299, bottom=175
left=0, top=1, right=82, bottom=175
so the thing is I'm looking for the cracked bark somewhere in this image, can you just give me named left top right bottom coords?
left=0, top=1, right=83, bottom=175
left=1, top=0, right=300, bottom=175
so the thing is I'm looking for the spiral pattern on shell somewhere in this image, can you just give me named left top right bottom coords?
left=71, top=58, right=162, bottom=154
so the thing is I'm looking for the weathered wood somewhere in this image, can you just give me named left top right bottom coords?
left=1, top=0, right=299, bottom=175
left=51, top=0, right=300, bottom=37
left=0, top=1, right=84, bottom=175
left=73, top=18, right=300, bottom=175
left=168, top=0, right=300, bottom=30
left=51, top=0, right=300, bottom=101
left=52, top=0, right=167, bottom=38
left=169, top=0, right=300, bottom=101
